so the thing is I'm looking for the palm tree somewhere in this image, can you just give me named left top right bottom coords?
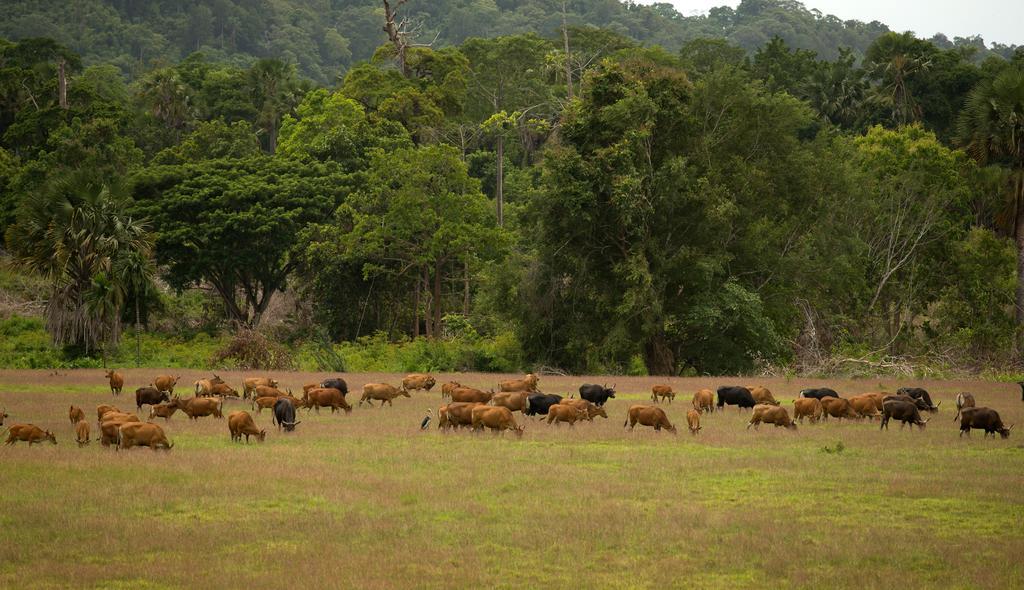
left=865, top=32, right=932, bottom=126
left=805, top=48, right=868, bottom=129
left=115, top=249, right=156, bottom=367
left=139, top=69, right=192, bottom=140
left=957, top=67, right=1024, bottom=323
left=247, top=59, right=300, bottom=153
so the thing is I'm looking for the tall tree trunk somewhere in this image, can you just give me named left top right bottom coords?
left=1015, top=175, right=1024, bottom=327
left=463, top=260, right=470, bottom=316
left=134, top=295, right=141, bottom=368
left=413, top=276, right=421, bottom=338
left=268, top=117, right=277, bottom=154
left=433, top=260, right=443, bottom=338
left=561, top=2, right=573, bottom=101
left=496, top=134, right=504, bottom=226
left=642, top=332, right=675, bottom=376
left=423, top=268, right=432, bottom=339
left=58, top=59, right=68, bottom=109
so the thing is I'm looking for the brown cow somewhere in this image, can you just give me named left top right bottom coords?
left=105, top=369, right=124, bottom=396
left=69, top=405, right=85, bottom=425
left=4, top=423, right=57, bottom=445
left=820, top=397, right=859, bottom=420
left=194, top=375, right=225, bottom=396
left=75, top=420, right=90, bottom=446
left=360, top=383, right=411, bottom=407
left=210, top=383, right=240, bottom=397
left=858, top=392, right=887, bottom=411
left=747, top=386, right=779, bottom=406
left=450, top=387, right=494, bottom=404
left=153, top=375, right=180, bottom=395
left=624, top=405, right=677, bottom=433
left=305, top=388, right=352, bottom=414
left=560, top=398, right=608, bottom=420
left=651, top=385, right=676, bottom=403
left=441, top=381, right=462, bottom=399
left=148, top=402, right=178, bottom=421
left=792, top=398, right=822, bottom=423
left=253, top=396, right=280, bottom=413
left=302, top=382, right=319, bottom=394
left=492, top=391, right=530, bottom=413
left=471, top=405, right=524, bottom=436
left=692, top=389, right=715, bottom=414
left=687, top=409, right=701, bottom=434
left=254, top=385, right=289, bottom=399
left=498, top=373, right=539, bottom=393
left=439, top=402, right=483, bottom=430
left=117, top=422, right=173, bottom=451
left=402, top=373, right=437, bottom=392
left=96, top=404, right=121, bottom=423
left=99, top=416, right=140, bottom=446
left=172, top=397, right=223, bottom=420
left=849, top=394, right=881, bottom=420
left=242, top=377, right=279, bottom=399
left=748, top=404, right=797, bottom=430
left=228, top=411, right=266, bottom=443
left=0, top=407, right=7, bottom=425
left=546, top=404, right=587, bottom=426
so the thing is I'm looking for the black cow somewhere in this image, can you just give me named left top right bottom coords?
left=273, top=398, right=301, bottom=432
left=883, top=394, right=931, bottom=413
left=799, top=388, right=839, bottom=400
left=525, top=394, right=563, bottom=416
left=579, top=384, right=615, bottom=406
left=135, top=386, right=169, bottom=410
left=717, top=386, right=756, bottom=410
left=880, top=399, right=928, bottom=430
left=321, top=378, right=348, bottom=396
left=959, top=407, right=1013, bottom=438
left=897, top=387, right=939, bottom=411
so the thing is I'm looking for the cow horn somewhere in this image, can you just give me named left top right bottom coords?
left=168, top=441, right=175, bottom=449
left=1009, top=424, right=1015, bottom=431
left=935, top=401, right=941, bottom=408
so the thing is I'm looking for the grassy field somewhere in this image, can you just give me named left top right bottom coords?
left=1, top=370, right=1022, bottom=589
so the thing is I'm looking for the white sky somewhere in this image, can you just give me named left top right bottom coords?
left=640, top=1, right=1024, bottom=46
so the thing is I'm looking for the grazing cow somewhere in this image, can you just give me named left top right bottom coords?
left=148, top=403, right=178, bottom=421
left=959, top=407, right=1012, bottom=438
left=441, top=381, right=462, bottom=399
left=747, top=405, right=797, bottom=430
left=953, top=392, right=976, bottom=421
left=194, top=375, right=225, bottom=396
left=471, top=405, right=524, bottom=436
left=883, top=394, right=932, bottom=413
left=96, top=404, right=121, bottom=423
left=306, top=388, right=352, bottom=414
left=820, top=397, right=859, bottom=420
left=135, top=386, right=169, bottom=410
left=747, top=386, right=779, bottom=406
left=897, top=387, right=939, bottom=412
left=717, top=386, right=756, bottom=410
left=69, top=405, right=85, bottom=425
left=360, top=383, right=411, bottom=407
left=848, top=394, right=881, bottom=420
left=254, top=385, right=289, bottom=400
left=117, top=422, right=173, bottom=451
left=624, top=405, right=677, bottom=434
left=228, top=411, right=266, bottom=443
left=153, top=375, right=180, bottom=395
left=439, top=402, right=482, bottom=430
left=450, top=387, right=494, bottom=404
left=402, top=373, right=436, bottom=392
left=75, top=420, right=90, bottom=446
left=525, top=394, right=564, bottom=417
left=880, top=399, right=928, bottom=430
left=210, top=383, right=240, bottom=398
left=320, top=378, right=348, bottom=396
left=499, top=374, right=540, bottom=393
left=799, top=388, right=839, bottom=400
left=792, top=398, right=823, bottom=423
left=99, top=416, right=140, bottom=446
left=242, top=377, right=279, bottom=399
left=651, top=385, right=675, bottom=403
left=692, top=389, right=715, bottom=414
left=492, top=391, right=530, bottom=413
left=4, top=424, right=57, bottom=446
left=546, top=404, right=588, bottom=426
left=856, top=392, right=887, bottom=411
left=686, top=409, right=701, bottom=434
left=579, top=384, right=616, bottom=406
left=273, top=398, right=300, bottom=431
left=560, top=398, right=608, bottom=420
left=172, top=397, right=223, bottom=420
left=105, top=369, right=124, bottom=396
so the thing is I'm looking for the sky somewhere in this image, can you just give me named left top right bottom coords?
left=640, top=0, right=1024, bottom=46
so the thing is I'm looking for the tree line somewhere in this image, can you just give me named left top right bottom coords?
left=1, top=9, right=1023, bottom=375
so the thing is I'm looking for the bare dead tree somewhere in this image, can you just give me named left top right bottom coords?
left=382, top=0, right=439, bottom=78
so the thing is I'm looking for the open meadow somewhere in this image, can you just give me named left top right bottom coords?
left=1, top=369, right=1023, bottom=589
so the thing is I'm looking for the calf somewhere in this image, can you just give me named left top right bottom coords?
left=75, top=420, right=90, bottom=447
left=135, top=386, right=169, bottom=410
left=959, top=407, right=1012, bottom=438
left=450, top=387, right=494, bottom=404
left=4, top=423, right=57, bottom=446
left=525, top=394, right=563, bottom=416
left=273, top=398, right=301, bottom=432
left=105, top=369, right=124, bottom=396
left=792, top=398, right=822, bottom=423
left=471, top=405, right=524, bottom=436
left=194, top=374, right=225, bottom=396
left=228, top=411, right=266, bottom=443
left=305, top=388, right=352, bottom=414
left=579, top=383, right=616, bottom=406
left=153, top=375, right=180, bottom=395
left=118, top=422, right=173, bottom=451
left=254, top=385, right=289, bottom=400
left=499, top=373, right=540, bottom=393
left=402, top=373, right=436, bottom=392
left=242, top=377, right=278, bottom=399
left=173, top=397, right=224, bottom=420
left=624, top=405, right=677, bottom=433
left=651, top=385, right=675, bottom=403
left=148, top=402, right=178, bottom=421
left=820, top=397, right=859, bottom=420
left=691, top=389, right=715, bottom=414
left=953, top=392, right=976, bottom=422
left=441, top=381, right=462, bottom=399
left=747, top=405, right=797, bottom=430
left=546, top=404, right=587, bottom=426
left=686, top=409, right=701, bottom=434
left=747, top=386, right=778, bottom=406
left=69, top=405, right=85, bottom=425
left=360, top=383, right=411, bottom=407
left=560, top=398, right=608, bottom=420
left=491, top=391, right=530, bottom=413
left=880, top=399, right=928, bottom=430
left=799, top=388, right=839, bottom=400
left=717, top=386, right=755, bottom=410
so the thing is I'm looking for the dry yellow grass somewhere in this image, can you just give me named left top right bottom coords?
left=1, top=370, right=1023, bottom=589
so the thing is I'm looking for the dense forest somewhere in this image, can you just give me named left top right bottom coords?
left=1, top=0, right=1024, bottom=376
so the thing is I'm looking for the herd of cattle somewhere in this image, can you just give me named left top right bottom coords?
left=0, top=371, right=1016, bottom=449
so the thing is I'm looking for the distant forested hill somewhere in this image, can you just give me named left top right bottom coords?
left=1, top=0, right=1017, bottom=83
